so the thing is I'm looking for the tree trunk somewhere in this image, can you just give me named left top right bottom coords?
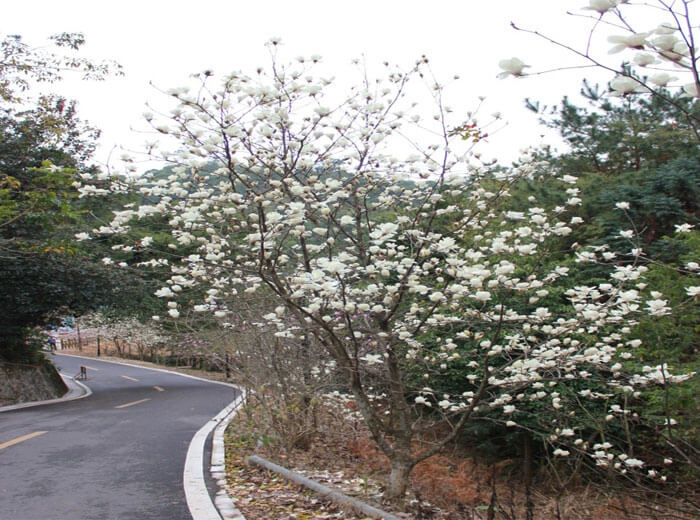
left=524, top=434, right=534, bottom=520
left=487, top=465, right=498, bottom=520
left=386, top=458, right=413, bottom=501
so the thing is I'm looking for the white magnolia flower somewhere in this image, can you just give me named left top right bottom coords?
left=583, top=0, right=618, bottom=14
left=369, top=222, right=399, bottom=241
left=609, top=76, right=645, bottom=96
left=429, top=292, right=445, bottom=303
left=633, top=53, right=657, bottom=67
left=649, top=73, right=677, bottom=87
left=608, top=33, right=650, bottom=54
left=615, top=201, right=630, bottom=210
left=436, top=237, right=456, bottom=252
left=168, top=308, right=180, bottom=318
left=497, top=57, right=529, bottom=78
left=674, top=223, right=694, bottom=233
left=75, top=232, right=91, bottom=241
left=685, top=286, right=700, bottom=297
left=360, top=354, right=383, bottom=365
left=646, top=299, right=670, bottom=316
left=474, top=291, right=492, bottom=302
left=652, top=34, right=678, bottom=51
left=154, top=287, right=175, bottom=298
left=320, top=259, right=346, bottom=275
left=624, top=458, right=644, bottom=468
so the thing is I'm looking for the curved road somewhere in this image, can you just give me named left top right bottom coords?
left=0, top=354, right=239, bottom=520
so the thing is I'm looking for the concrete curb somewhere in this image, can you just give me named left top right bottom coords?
left=210, top=391, right=247, bottom=520
left=0, top=372, right=92, bottom=413
left=54, top=353, right=246, bottom=520
left=183, top=393, right=247, bottom=520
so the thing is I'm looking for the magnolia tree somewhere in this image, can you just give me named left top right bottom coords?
left=78, top=44, right=695, bottom=499
left=500, top=0, right=700, bottom=124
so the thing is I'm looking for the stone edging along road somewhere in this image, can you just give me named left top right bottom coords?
left=1, top=353, right=247, bottom=520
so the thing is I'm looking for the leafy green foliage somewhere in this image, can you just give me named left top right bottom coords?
left=0, top=33, right=147, bottom=362
left=0, top=251, right=130, bottom=362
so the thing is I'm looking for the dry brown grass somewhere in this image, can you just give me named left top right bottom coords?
left=225, top=400, right=699, bottom=520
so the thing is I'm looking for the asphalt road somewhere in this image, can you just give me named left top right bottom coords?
left=0, top=354, right=239, bottom=520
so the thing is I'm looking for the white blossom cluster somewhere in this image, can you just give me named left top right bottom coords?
left=80, top=312, right=167, bottom=350
left=499, top=1, right=700, bottom=100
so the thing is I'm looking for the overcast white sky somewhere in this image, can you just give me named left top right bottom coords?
left=4, top=0, right=688, bottom=168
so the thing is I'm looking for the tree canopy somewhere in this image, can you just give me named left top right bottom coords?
left=0, top=33, right=126, bottom=362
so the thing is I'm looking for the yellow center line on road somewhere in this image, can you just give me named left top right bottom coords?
left=120, top=375, right=139, bottom=382
left=153, top=386, right=165, bottom=392
left=0, top=431, right=48, bottom=451
left=115, top=398, right=151, bottom=409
